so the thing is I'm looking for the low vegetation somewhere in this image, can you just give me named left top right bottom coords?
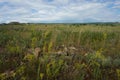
left=0, top=23, right=120, bottom=80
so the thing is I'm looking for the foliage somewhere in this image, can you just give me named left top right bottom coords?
left=0, top=23, right=120, bottom=80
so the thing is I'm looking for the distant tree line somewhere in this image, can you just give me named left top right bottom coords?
left=71, top=22, right=120, bottom=27
left=0, top=22, right=30, bottom=25
left=0, top=22, right=120, bottom=26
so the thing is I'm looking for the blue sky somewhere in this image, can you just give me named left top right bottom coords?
left=0, top=0, right=120, bottom=23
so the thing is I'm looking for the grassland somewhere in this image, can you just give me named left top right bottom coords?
left=0, top=23, right=120, bottom=80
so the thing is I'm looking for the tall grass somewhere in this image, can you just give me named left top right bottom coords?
left=0, top=23, right=120, bottom=80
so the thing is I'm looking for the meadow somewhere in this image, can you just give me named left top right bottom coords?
left=0, top=23, right=120, bottom=80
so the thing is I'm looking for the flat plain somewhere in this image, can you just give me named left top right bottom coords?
left=0, top=23, right=120, bottom=80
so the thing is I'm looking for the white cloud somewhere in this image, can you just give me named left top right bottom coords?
left=112, top=0, right=120, bottom=9
left=0, top=0, right=120, bottom=23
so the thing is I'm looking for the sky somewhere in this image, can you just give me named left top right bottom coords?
left=0, top=0, right=120, bottom=23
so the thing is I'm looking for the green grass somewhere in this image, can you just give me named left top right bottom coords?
left=0, top=23, right=120, bottom=80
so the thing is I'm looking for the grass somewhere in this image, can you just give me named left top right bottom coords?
left=0, top=23, right=120, bottom=80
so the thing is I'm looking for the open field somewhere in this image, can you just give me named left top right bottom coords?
left=0, top=23, right=120, bottom=80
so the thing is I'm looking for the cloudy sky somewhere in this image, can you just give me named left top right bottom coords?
left=0, top=0, right=120, bottom=23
